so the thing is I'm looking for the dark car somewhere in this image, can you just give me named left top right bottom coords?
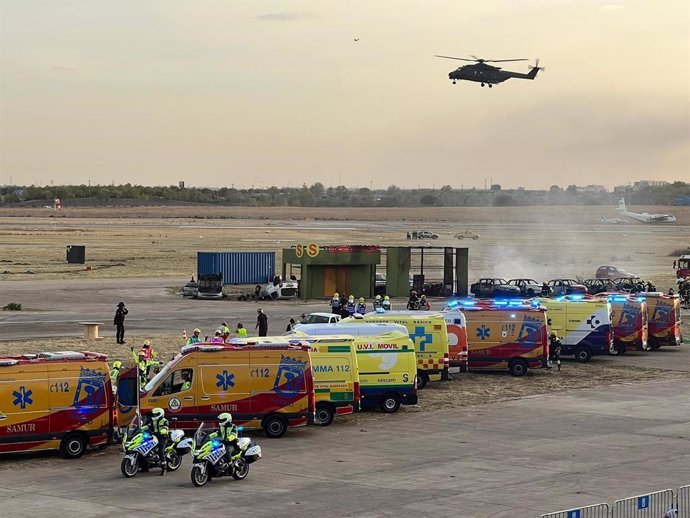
left=470, top=278, right=521, bottom=298
left=507, top=278, right=542, bottom=297
left=595, top=265, right=636, bottom=280
left=612, top=277, right=652, bottom=293
left=547, top=279, right=588, bottom=297
left=583, top=278, right=617, bottom=295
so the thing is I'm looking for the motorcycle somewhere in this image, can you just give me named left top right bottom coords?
left=120, top=415, right=191, bottom=478
left=190, top=422, right=262, bottom=487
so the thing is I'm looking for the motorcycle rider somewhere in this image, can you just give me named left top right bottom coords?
left=356, top=297, right=367, bottom=315
left=211, top=412, right=240, bottom=468
left=143, top=407, right=169, bottom=475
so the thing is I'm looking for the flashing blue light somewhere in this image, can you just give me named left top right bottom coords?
left=555, top=296, right=566, bottom=302
left=569, top=294, right=585, bottom=300
left=610, top=296, right=627, bottom=303
left=636, top=296, right=646, bottom=302
left=508, top=300, right=524, bottom=306
left=458, top=299, right=477, bottom=306
left=375, top=307, right=385, bottom=313
left=446, top=300, right=459, bottom=308
left=212, top=440, right=222, bottom=447
left=237, top=426, right=244, bottom=432
left=510, top=314, right=516, bottom=318
left=493, top=300, right=509, bottom=306
left=143, top=432, right=151, bottom=439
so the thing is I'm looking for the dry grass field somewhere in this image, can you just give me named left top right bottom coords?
left=1, top=205, right=688, bottom=289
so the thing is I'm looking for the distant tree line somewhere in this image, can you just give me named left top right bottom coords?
left=0, top=181, right=688, bottom=208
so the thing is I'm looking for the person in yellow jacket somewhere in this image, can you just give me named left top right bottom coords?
left=186, top=328, right=202, bottom=345
left=142, top=407, right=169, bottom=475
left=131, top=348, right=148, bottom=385
left=236, top=323, right=248, bottom=337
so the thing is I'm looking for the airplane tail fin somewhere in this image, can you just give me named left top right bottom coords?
left=618, top=198, right=627, bottom=213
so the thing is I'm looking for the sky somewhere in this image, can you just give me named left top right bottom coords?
left=0, top=0, right=688, bottom=190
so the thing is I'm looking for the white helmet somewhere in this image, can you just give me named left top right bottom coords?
left=218, top=412, right=233, bottom=426
left=151, top=407, right=165, bottom=420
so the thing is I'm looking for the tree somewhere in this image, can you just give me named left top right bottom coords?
left=549, top=185, right=562, bottom=194
left=420, top=194, right=438, bottom=206
left=490, top=184, right=501, bottom=192
left=566, top=185, right=578, bottom=195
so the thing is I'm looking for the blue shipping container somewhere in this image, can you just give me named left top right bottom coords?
left=197, top=252, right=276, bottom=285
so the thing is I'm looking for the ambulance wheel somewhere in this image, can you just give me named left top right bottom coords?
left=60, top=433, right=87, bottom=459
left=379, top=393, right=401, bottom=413
left=315, top=403, right=335, bottom=426
left=121, top=456, right=139, bottom=478
left=575, top=346, right=593, bottom=362
left=415, top=371, right=429, bottom=390
left=263, top=415, right=288, bottom=438
left=232, top=458, right=249, bottom=480
left=508, top=359, right=528, bottom=377
left=614, top=343, right=626, bottom=355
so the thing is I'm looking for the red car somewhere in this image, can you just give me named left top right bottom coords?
left=595, top=265, right=636, bottom=280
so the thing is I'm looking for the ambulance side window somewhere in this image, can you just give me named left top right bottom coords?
left=154, top=369, right=193, bottom=396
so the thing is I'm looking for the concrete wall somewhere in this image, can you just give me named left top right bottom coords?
left=386, top=247, right=412, bottom=297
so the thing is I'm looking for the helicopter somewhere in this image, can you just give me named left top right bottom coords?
left=434, top=55, right=543, bottom=87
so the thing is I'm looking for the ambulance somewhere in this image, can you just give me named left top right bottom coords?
left=596, top=293, right=649, bottom=353
left=644, top=293, right=682, bottom=348
left=539, top=296, right=614, bottom=361
left=134, top=343, right=315, bottom=438
left=439, top=310, right=468, bottom=373
left=445, top=300, right=548, bottom=376
left=232, top=335, right=360, bottom=427
left=289, top=325, right=417, bottom=413
left=342, top=311, right=449, bottom=389
left=0, top=351, right=113, bottom=458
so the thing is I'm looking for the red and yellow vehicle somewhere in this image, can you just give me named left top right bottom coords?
left=595, top=293, right=649, bottom=353
left=120, top=343, right=315, bottom=438
left=445, top=299, right=549, bottom=376
left=644, top=293, right=683, bottom=349
left=0, top=351, right=113, bottom=458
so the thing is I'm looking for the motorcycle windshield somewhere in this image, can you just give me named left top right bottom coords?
left=193, top=422, right=215, bottom=446
left=126, top=414, right=142, bottom=440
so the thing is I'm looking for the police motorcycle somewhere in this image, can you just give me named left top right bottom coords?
left=120, top=415, right=191, bottom=478
left=189, top=422, right=262, bottom=487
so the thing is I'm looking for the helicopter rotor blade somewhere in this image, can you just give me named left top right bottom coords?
left=487, top=58, right=529, bottom=63
left=434, top=55, right=476, bottom=61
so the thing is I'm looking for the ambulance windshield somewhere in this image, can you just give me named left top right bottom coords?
left=144, top=363, right=173, bottom=392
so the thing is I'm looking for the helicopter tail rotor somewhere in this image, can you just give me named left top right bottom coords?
left=530, top=58, right=545, bottom=71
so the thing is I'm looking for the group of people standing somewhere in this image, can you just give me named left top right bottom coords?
left=185, top=308, right=269, bottom=345
left=329, top=292, right=392, bottom=317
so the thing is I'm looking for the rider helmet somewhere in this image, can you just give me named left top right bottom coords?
left=113, top=360, right=122, bottom=369
left=151, top=407, right=165, bottom=420
left=218, top=412, right=233, bottom=426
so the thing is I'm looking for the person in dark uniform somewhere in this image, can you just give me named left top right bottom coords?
left=548, top=331, right=562, bottom=371
left=256, top=308, right=268, bottom=336
left=114, top=302, right=128, bottom=344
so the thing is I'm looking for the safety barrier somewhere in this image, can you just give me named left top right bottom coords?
left=541, top=486, right=690, bottom=517
left=611, top=489, right=675, bottom=517
left=540, top=503, right=610, bottom=518
left=678, top=485, right=690, bottom=518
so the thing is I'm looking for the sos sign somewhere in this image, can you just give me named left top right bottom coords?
left=296, top=243, right=319, bottom=258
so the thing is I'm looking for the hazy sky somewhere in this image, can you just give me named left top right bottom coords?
left=1, top=0, right=688, bottom=189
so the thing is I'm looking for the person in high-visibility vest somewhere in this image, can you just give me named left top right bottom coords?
left=143, top=407, right=169, bottom=475
left=236, top=323, right=248, bottom=337
left=131, top=348, right=148, bottom=385
left=186, top=328, right=202, bottom=345
left=110, top=361, right=122, bottom=395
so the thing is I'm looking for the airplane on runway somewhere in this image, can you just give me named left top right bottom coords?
left=601, top=216, right=627, bottom=224
left=618, top=198, right=677, bottom=224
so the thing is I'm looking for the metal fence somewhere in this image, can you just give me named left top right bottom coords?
left=608, top=489, right=675, bottom=517
left=541, top=503, right=610, bottom=518
left=678, top=485, right=690, bottom=518
left=542, top=487, right=689, bottom=517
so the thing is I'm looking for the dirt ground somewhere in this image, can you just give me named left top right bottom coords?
left=0, top=206, right=688, bottom=289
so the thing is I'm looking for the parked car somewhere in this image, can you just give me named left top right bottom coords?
left=301, top=313, right=342, bottom=324
left=595, top=265, right=636, bottom=280
left=583, top=278, right=617, bottom=295
left=507, top=278, right=542, bottom=297
left=182, top=280, right=198, bottom=297
left=546, top=279, right=588, bottom=297
left=407, top=230, right=439, bottom=240
left=470, top=278, right=521, bottom=298
left=454, top=230, right=480, bottom=240
left=374, top=273, right=387, bottom=295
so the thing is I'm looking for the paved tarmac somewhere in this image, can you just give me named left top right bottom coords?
left=1, top=278, right=689, bottom=518
left=1, top=379, right=688, bottom=518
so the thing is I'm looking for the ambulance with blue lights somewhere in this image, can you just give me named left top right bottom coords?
left=537, top=295, right=614, bottom=362
left=595, top=293, right=649, bottom=353
left=644, top=293, right=682, bottom=348
left=0, top=351, right=113, bottom=458
left=342, top=311, right=449, bottom=389
left=131, top=343, right=315, bottom=438
left=444, top=299, right=549, bottom=376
